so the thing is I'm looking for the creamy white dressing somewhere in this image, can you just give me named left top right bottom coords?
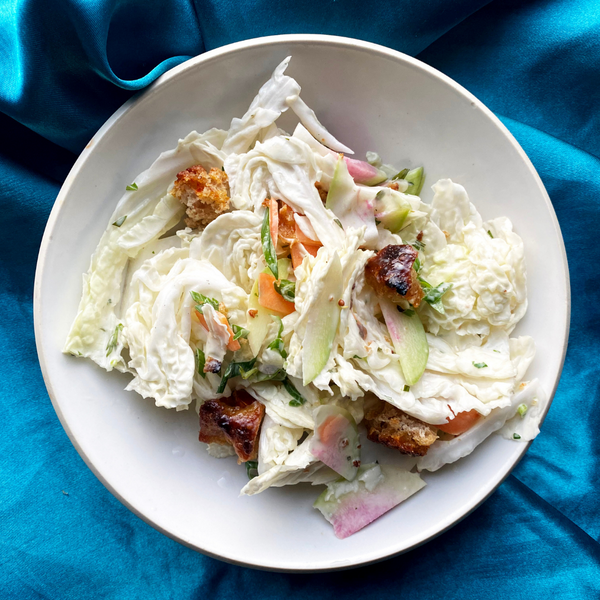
left=66, top=56, right=542, bottom=503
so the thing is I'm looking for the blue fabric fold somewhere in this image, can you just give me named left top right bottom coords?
left=1, top=0, right=598, bottom=597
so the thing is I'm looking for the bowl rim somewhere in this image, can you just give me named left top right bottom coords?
left=33, top=33, right=571, bottom=572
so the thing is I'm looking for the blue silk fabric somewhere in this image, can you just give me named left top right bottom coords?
left=1, top=1, right=599, bottom=597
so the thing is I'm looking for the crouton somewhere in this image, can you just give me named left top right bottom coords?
left=171, top=164, right=230, bottom=229
left=198, top=389, right=265, bottom=463
left=364, top=244, right=424, bottom=308
left=364, top=399, right=437, bottom=456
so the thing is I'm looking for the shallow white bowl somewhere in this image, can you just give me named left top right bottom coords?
left=34, top=34, right=570, bottom=571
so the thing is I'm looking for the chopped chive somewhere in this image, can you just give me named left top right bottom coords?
left=517, top=403, right=528, bottom=418
left=274, top=279, right=295, bottom=302
left=105, top=324, right=123, bottom=356
left=513, top=433, right=521, bottom=440
left=231, top=324, right=250, bottom=341
left=113, top=215, right=127, bottom=227
left=245, top=460, right=259, bottom=479
left=403, top=385, right=410, bottom=392
left=126, top=183, right=138, bottom=191
left=487, top=230, right=494, bottom=239
left=261, top=208, right=278, bottom=279
left=284, top=378, right=306, bottom=407
left=473, top=362, right=488, bottom=369
left=195, top=348, right=206, bottom=378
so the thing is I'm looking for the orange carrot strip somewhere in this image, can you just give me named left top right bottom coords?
left=295, top=221, right=322, bottom=246
left=258, top=272, right=295, bottom=316
left=269, top=198, right=279, bottom=248
left=195, top=308, right=240, bottom=352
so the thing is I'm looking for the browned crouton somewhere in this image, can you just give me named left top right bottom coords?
left=364, top=399, right=437, bottom=456
left=171, top=165, right=230, bottom=229
left=198, top=389, right=265, bottom=463
left=365, top=244, right=424, bottom=308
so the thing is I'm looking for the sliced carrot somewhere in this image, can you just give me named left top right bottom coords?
left=304, top=243, right=321, bottom=258
left=269, top=198, right=279, bottom=248
left=194, top=307, right=240, bottom=352
left=258, top=272, right=295, bottom=316
left=295, top=220, right=322, bottom=246
left=195, top=310, right=208, bottom=330
left=290, top=241, right=306, bottom=270
left=290, top=241, right=321, bottom=269
left=437, top=409, right=481, bottom=435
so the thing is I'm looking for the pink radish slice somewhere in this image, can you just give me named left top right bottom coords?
left=314, top=464, right=426, bottom=539
left=344, top=157, right=387, bottom=186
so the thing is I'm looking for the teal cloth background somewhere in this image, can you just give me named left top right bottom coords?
left=1, top=0, right=599, bottom=597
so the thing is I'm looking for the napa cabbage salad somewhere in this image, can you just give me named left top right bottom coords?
left=65, top=57, right=547, bottom=539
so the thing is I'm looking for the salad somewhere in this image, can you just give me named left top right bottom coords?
left=65, top=57, right=547, bottom=539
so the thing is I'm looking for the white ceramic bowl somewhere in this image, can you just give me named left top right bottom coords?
left=34, top=34, right=570, bottom=571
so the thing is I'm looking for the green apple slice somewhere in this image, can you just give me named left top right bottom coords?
left=380, top=298, right=429, bottom=385
left=374, top=189, right=412, bottom=233
left=302, top=252, right=343, bottom=385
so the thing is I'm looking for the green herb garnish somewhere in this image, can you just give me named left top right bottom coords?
left=517, top=403, right=528, bottom=418
left=245, top=460, right=259, bottom=480
left=261, top=207, right=278, bottom=279
left=412, top=240, right=426, bottom=252
left=419, top=279, right=453, bottom=314
left=239, top=366, right=258, bottom=380
left=267, top=316, right=287, bottom=359
left=217, top=357, right=257, bottom=394
left=105, top=324, right=123, bottom=356
left=113, top=215, right=127, bottom=227
left=231, top=324, right=250, bottom=341
left=195, top=348, right=206, bottom=378
left=255, top=369, right=287, bottom=382
left=403, top=385, right=410, bottom=392
left=190, top=291, right=220, bottom=314
left=284, top=378, right=306, bottom=407
left=126, top=183, right=138, bottom=191
left=392, top=168, right=409, bottom=181
left=487, top=230, right=494, bottom=239
left=413, top=257, right=421, bottom=273
left=473, top=362, right=488, bottom=369
left=274, top=279, right=295, bottom=302
left=334, top=218, right=343, bottom=229
left=513, top=433, right=521, bottom=440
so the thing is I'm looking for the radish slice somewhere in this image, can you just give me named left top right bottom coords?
left=344, top=157, right=387, bottom=186
left=311, top=405, right=360, bottom=481
left=314, top=464, right=425, bottom=539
